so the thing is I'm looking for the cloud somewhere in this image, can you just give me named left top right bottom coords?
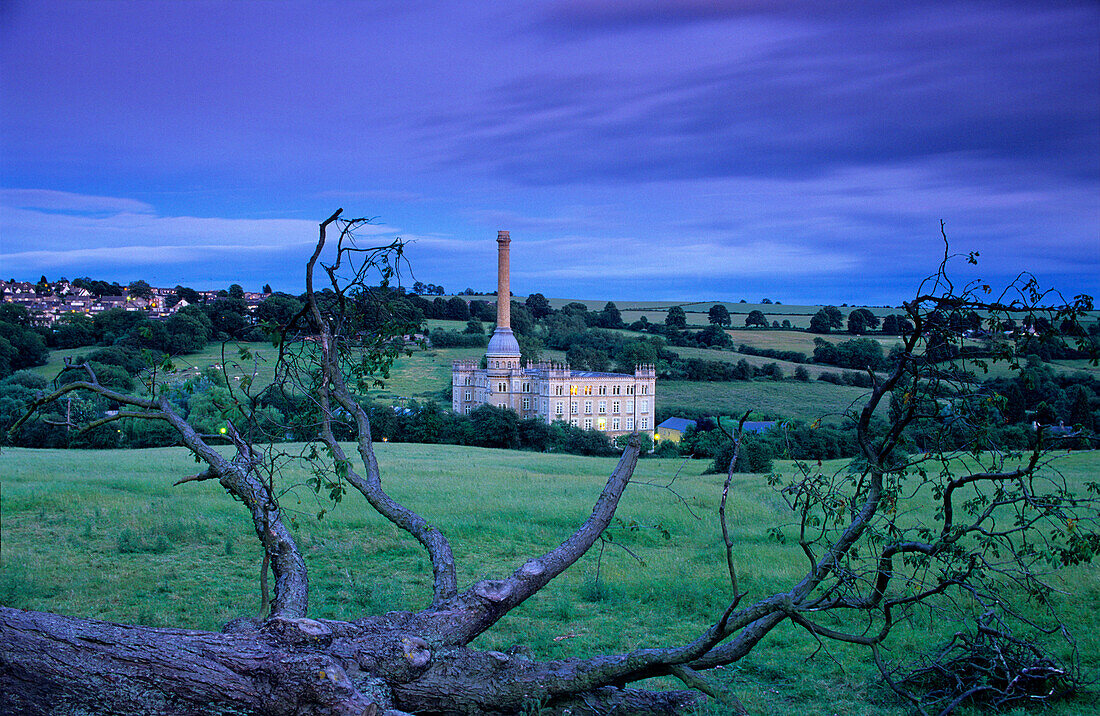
left=415, top=2, right=1099, bottom=193
left=511, top=233, right=858, bottom=281
left=0, top=189, right=155, bottom=214
left=0, top=191, right=407, bottom=282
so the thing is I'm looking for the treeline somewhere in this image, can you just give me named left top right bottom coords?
left=0, top=292, right=310, bottom=380
left=649, top=358, right=1100, bottom=474
left=0, top=367, right=639, bottom=459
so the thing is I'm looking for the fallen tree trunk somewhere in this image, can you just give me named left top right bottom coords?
left=0, top=606, right=704, bottom=715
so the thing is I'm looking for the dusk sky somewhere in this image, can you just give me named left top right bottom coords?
left=2, top=1, right=1097, bottom=305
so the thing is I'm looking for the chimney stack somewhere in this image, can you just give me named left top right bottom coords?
left=496, top=230, right=511, bottom=329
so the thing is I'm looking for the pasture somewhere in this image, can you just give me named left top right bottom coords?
left=3, top=444, right=1095, bottom=715
left=657, top=379, right=881, bottom=423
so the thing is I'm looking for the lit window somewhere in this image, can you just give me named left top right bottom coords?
left=597, top=418, right=606, bottom=430
left=570, top=385, right=577, bottom=396
left=584, top=385, right=592, bottom=396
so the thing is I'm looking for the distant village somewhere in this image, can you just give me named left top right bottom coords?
left=0, top=278, right=271, bottom=326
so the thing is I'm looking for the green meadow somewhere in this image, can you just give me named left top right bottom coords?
left=658, top=379, right=882, bottom=423
left=2, top=444, right=1096, bottom=715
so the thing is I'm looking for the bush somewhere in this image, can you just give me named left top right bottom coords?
left=707, top=435, right=773, bottom=474
left=429, top=329, right=487, bottom=348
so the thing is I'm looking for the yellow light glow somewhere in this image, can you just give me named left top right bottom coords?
left=219, top=426, right=227, bottom=434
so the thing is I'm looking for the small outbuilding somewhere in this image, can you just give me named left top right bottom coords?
left=656, top=417, right=697, bottom=444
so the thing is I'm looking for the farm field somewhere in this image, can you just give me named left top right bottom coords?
left=727, top=329, right=902, bottom=355
left=657, top=379, right=881, bottom=423
left=29, top=341, right=282, bottom=388
left=2, top=445, right=1096, bottom=715
left=665, top=344, right=866, bottom=381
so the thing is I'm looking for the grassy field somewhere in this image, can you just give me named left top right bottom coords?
left=29, top=341, right=284, bottom=389
left=2, top=444, right=1096, bottom=715
left=658, top=379, right=881, bottom=423
left=669, top=344, right=873, bottom=381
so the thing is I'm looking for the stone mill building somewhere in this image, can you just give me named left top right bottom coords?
left=452, top=231, right=656, bottom=440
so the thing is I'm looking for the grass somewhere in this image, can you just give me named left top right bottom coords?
left=8, top=445, right=1094, bottom=714
left=658, top=379, right=882, bottom=423
left=29, top=341, right=284, bottom=391
left=669, top=344, right=874, bottom=381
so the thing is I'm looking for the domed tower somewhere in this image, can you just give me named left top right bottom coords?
left=486, top=230, right=521, bottom=370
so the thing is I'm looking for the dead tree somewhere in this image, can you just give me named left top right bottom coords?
left=2, top=214, right=1097, bottom=715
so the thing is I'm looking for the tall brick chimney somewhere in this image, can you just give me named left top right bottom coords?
left=496, top=230, right=511, bottom=329
left=485, top=230, right=521, bottom=363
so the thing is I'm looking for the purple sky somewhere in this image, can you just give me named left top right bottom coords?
left=2, top=1, right=1097, bottom=305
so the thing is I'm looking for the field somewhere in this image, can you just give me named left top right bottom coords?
left=2, top=444, right=1097, bottom=715
left=29, top=342, right=284, bottom=389
left=658, top=379, right=882, bottom=422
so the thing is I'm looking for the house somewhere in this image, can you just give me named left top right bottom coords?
left=656, top=417, right=697, bottom=444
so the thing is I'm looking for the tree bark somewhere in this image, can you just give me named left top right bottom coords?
left=0, top=607, right=704, bottom=716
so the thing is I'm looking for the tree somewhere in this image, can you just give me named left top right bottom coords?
left=810, top=305, right=844, bottom=334
left=127, top=279, right=153, bottom=299
left=847, top=308, right=879, bottom=334
left=254, top=294, right=303, bottom=330
left=744, top=309, right=767, bottom=328
left=468, top=299, right=495, bottom=322
left=263, top=283, right=273, bottom=294
left=525, top=292, right=553, bottom=319
left=665, top=305, right=687, bottom=329
left=881, top=313, right=910, bottom=335
left=809, top=310, right=832, bottom=334
left=229, top=284, right=246, bottom=300
left=598, top=301, right=624, bottom=329
left=445, top=296, right=470, bottom=321
left=5, top=216, right=1098, bottom=715
left=847, top=308, right=869, bottom=334
left=708, top=304, right=731, bottom=326
left=0, top=307, right=48, bottom=378
left=174, top=285, right=202, bottom=305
